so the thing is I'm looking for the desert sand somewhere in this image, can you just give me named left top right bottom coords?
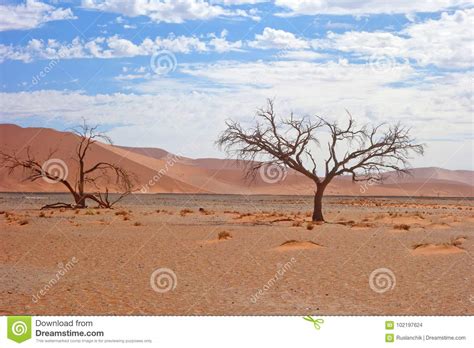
left=0, top=193, right=472, bottom=315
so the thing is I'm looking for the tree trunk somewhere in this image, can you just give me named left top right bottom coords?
left=312, top=185, right=326, bottom=222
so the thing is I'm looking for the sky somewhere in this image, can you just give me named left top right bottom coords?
left=0, top=0, right=473, bottom=170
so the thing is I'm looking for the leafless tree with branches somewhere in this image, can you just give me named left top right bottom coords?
left=217, top=99, right=425, bottom=222
left=0, top=121, right=135, bottom=209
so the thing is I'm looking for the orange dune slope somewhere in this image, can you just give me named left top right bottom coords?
left=0, top=124, right=472, bottom=197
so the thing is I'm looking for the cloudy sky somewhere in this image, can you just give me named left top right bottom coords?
left=0, top=0, right=472, bottom=170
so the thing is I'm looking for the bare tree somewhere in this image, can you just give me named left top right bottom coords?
left=0, top=121, right=135, bottom=209
left=217, top=99, right=425, bottom=222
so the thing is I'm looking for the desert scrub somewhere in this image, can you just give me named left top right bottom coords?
left=306, top=222, right=314, bottom=230
left=180, top=208, right=193, bottom=216
left=218, top=231, right=232, bottom=240
left=393, top=224, right=410, bottom=231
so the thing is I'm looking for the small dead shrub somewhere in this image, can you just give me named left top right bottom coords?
left=180, top=209, right=193, bottom=216
left=394, top=224, right=410, bottom=231
left=218, top=231, right=232, bottom=240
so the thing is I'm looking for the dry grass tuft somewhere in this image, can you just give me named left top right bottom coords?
left=180, top=208, right=193, bottom=217
left=394, top=224, right=410, bottom=231
left=218, top=231, right=232, bottom=240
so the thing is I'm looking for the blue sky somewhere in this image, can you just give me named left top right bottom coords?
left=0, top=1, right=472, bottom=170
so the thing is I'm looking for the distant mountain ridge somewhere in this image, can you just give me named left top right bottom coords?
left=0, top=124, right=473, bottom=197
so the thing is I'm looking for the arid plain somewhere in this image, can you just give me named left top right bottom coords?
left=1, top=193, right=472, bottom=315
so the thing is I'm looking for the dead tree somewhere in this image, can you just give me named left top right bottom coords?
left=217, top=99, right=424, bottom=222
left=0, top=121, right=134, bottom=209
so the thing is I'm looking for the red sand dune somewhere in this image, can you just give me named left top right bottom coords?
left=0, top=124, right=473, bottom=197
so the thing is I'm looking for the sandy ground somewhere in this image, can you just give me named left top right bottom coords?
left=0, top=193, right=473, bottom=315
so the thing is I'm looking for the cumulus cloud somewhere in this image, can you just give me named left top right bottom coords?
left=249, top=27, right=309, bottom=50
left=313, top=9, right=474, bottom=69
left=0, top=0, right=75, bottom=31
left=81, top=0, right=259, bottom=23
left=274, top=0, right=472, bottom=16
left=0, top=33, right=242, bottom=62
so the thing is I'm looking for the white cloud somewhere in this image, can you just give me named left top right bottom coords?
left=274, top=0, right=472, bottom=16
left=313, top=9, right=474, bottom=68
left=0, top=33, right=245, bottom=62
left=249, top=27, right=309, bottom=50
left=0, top=0, right=75, bottom=31
left=81, top=0, right=259, bottom=23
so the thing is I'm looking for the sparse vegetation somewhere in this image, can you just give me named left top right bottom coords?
left=218, top=231, right=232, bottom=240
left=180, top=208, right=193, bottom=216
left=394, top=224, right=410, bottom=231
